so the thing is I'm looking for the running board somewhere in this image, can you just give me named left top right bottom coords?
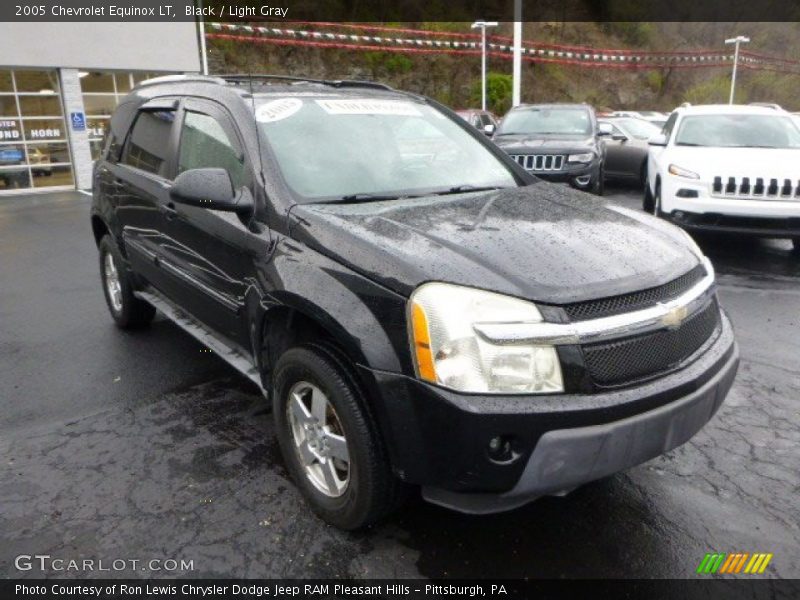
left=134, top=288, right=265, bottom=395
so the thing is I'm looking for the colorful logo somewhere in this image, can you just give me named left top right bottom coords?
left=697, top=552, right=773, bottom=574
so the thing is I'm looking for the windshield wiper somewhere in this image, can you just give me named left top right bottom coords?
left=727, top=144, right=780, bottom=149
left=497, top=131, right=564, bottom=136
left=675, top=142, right=703, bottom=146
left=323, top=192, right=413, bottom=204
left=435, top=185, right=510, bottom=196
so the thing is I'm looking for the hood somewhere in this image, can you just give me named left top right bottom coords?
left=494, top=134, right=597, bottom=154
left=668, top=146, right=800, bottom=180
left=287, top=183, right=700, bottom=304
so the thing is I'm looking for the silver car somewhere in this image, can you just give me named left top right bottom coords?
left=599, top=117, right=662, bottom=185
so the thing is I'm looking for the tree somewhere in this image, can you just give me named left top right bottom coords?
left=471, top=72, right=513, bottom=115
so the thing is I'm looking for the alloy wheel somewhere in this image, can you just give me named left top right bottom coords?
left=286, top=381, right=350, bottom=497
left=103, top=252, right=123, bottom=313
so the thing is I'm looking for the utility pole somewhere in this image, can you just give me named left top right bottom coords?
left=512, top=0, right=522, bottom=106
left=471, top=20, right=499, bottom=111
left=197, top=0, right=209, bottom=75
left=725, top=35, right=750, bottom=104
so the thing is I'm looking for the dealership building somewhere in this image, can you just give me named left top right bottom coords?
left=0, top=22, right=200, bottom=194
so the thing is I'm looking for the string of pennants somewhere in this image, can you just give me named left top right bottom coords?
left=206, top=22, right=800, bottom=74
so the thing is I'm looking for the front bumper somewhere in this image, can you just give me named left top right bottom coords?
left=533, top=160, right=600, bottom=189
left=358, top=312, right=737, bottom=514
left=661, top=177, right=800, bottom=237
left=665, top=211, right=800, bottom=238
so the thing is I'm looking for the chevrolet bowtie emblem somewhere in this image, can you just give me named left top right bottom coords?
left=661, top=305, right=689, bottom=328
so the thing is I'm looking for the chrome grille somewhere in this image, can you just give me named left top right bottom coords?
left=711, top=176, right=800, bottom=199
left=510, top=154, right=565, bottom=172
left=583, top=298, right=721, bottom=388
left=563, top=265, right=706, bottom=322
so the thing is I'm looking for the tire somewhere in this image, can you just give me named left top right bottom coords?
left=643, top=179, right=654, bottom=213
left=792, top=238, right=800, bottom=253
left=98, top=235, right=155, bottom=329
left=651, top=181, right=662, bottom=217
left=639, top=161, right=648, bottom=188
left=592, top=167, right=605, bottom=196
left=272, top=344, right=404, bottom=530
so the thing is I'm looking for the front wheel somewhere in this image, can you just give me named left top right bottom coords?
left=272, top=344, right=405, bottom=530
left=643, top=180, right=654, bottom=213
left=651, top=181, right=662, bottom=217
left=98, top=235, right=155, bottom=329
left=592, top=167, right=605, bottom=196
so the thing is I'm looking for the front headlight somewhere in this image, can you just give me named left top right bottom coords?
left=408, top=283, right=564, bottom=394
left=668, top=164, right=700, bottom=179
left=568, top=152, right=594, bottom=163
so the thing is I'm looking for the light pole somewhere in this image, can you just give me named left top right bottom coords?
left=512, top=0, right=522, bottom=107
left=725, top=35, right=750, bottom=104
left=197, top=0, right=209, bottom=75
left=471, top=20, right=499, bottom=111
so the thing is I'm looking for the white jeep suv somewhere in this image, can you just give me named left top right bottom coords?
left=645, top=104, right=800, bottom=252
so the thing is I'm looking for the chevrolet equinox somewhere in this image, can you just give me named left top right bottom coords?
left=90, top=75, right=739, bottom=529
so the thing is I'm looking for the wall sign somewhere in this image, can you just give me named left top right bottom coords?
left=70, top=111, right=86, bottom=131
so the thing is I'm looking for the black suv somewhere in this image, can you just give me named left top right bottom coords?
left=493, top=103, right=608, bottom=195
left=91, top=75, right=738, bottom=529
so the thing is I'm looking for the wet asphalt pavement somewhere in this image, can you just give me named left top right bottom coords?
left=0, top=188, right=798, bottom=580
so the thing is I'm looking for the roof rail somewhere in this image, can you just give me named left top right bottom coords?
left=219, top=74, right=394, bottom=91
left=748, top=102, right=783, bottom=110
left=136, top=74, right=227, bottom=89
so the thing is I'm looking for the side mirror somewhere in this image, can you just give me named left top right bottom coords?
left=170, top=168, right=250, bottom=213
left=597, top=122, right=613, bottom=136
left=612, top=133, right=629, bottom=142
left=483, top=123, right=496, bottom=136
left=648, top=133, right=667, bottom=147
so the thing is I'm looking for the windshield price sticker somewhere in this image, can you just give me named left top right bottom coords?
left=255, top=98, right=303, bottom=123
left=315, top=99, right=422, bottom=116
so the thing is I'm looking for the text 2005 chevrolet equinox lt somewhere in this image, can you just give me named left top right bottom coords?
left=91, top=75, right=738, bottom=529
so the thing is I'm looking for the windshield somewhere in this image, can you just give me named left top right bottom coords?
left=497, top=107, right=593, bottom=136
left=615, top=118, right=661, bottom=139
left=674, top=114, right=800, bottom=148
left=254, top=96, right=517, bottom=202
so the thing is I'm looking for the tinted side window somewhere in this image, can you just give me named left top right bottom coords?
left=178, top=111, right=244, bottom=188
left=121, top=109, right=176, bottom=176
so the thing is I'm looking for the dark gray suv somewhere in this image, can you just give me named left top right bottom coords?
left=494, top=103, right=608, bottom=195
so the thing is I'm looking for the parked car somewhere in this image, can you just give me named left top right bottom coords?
left=598, top=117, right=662, bottom=185
left=0, top=145, right=29, bottom=189
left=91, top=75, right=738, bottom=529
left=493, top=103, right=608, bottom=194
left=612, top=110, right=668, bottom=127
left=645, top=104, right=800, bottom=252
left=27, top=147, right=52, bottom=176
left=456, top=109, right=498, bottom=136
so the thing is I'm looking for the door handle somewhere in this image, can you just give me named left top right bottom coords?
left=163, top=202, right=178, bottom=220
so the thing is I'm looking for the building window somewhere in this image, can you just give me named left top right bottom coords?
left=80, top=71, right=165, bottom=160
left=0, top=69, right=73, bottom=192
